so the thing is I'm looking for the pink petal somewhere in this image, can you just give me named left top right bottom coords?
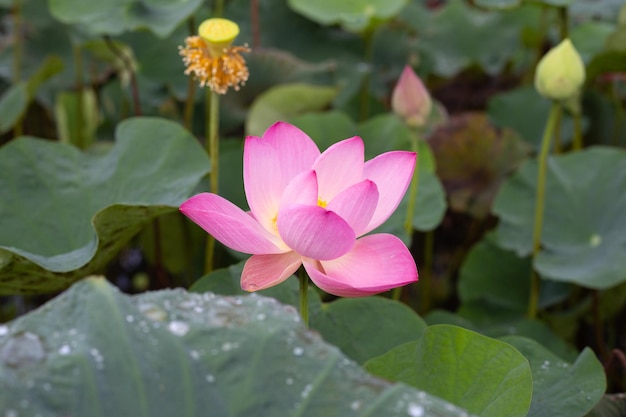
left=243, top=138, right=283, bottom=233
left=244, top=122, right=321, bottom=233
left=262, top=121, right=321, bottom=180
left=313, top=137, right=364, bottom=203
left=241, top=252, right=302, bottom=292
left=327, top=180, right=379, bottom=237
left=277, top=204, right=356, bottom=260
left=362, top=151, right=416, bottom=233
left=280, top=170, right=319, bottom=208
left=180, top=193, right=285, bottom=255
left=303, top=233, right=418, bottom=297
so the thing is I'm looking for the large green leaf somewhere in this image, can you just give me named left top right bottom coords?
left=290, top=111, right=357, bottom=152
left=47, top=0, right=203, bottom=38
left=500, top=336, right=606, bottom=417
left=493, top=146, right=626, bottom=289
left=246, top=83, right=338, bottom=137
left=458, top=232, right=532, bottom=314
left=406, top=1, right=539, bottom=77
left=191, top=262, right=426, bottom=365
left=311, top=297, right=427, bottom=364
left=287, top=0, right=407, bottom=33
left=190, top=261, right=323, bottom=318
left=488, top=86, right=575, bottom=149
left=0, top=117, right=209, bottom=294
left=0, top=82, right=28, bottom=134
left=425, top=311, right=579, bottom=363
left=365, top=324, right=533, bottom=417
left=0, top=278, right=475, bottom=417
left=0, top=55, right=64, bottom=134
left=474, top=0, right=520, bottom=9
left=458, top=231, right=570, bottom=316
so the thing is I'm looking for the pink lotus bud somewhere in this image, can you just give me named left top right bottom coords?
left=392, top=65, right=433, bottom=128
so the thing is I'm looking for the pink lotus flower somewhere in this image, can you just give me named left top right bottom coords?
left=180, top=122, right=418, bottom=297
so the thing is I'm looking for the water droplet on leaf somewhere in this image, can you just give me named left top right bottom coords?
left=168, top=321, right=190, bottom=336
left=1, top=332, right=45, bottom=368
left=407, top=403, right=424, bottom=417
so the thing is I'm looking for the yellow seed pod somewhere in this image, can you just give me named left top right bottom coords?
left=534, top=39, right=585, bottom=102
left=198, top=18, right=241, bottom=57
left=179, top=17, right=250, bottom=94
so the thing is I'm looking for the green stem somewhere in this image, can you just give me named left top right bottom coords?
left=12, top=0, right=22, bottom=83
left=391, top=286, right=402, bottom=301
left=419, top=230, right=434, bottom=315
left=204, top=89, right=220, bottom=274
left=610, top=81, right=624, bottom=147
left=299, top=268, right=309, bottom=326
left=12, top=0, right=23, bottom=136
left=393, top=131, right=421, bottom=302
left=528, top=102, right=561, bottom=319
left=72, top=43, right=85, bottom=149
left=404, top=130, right=421, bottom=238
left=553, top=108, right=561, bottom=154
left=250, top=0, right=261, bottom=48
left=214, top=0, right=224, bottom=17
left=104, top=36, right=142, bottom=116
left=359, top=29, right=375, bottom=121
left=183, top=17, right=196, bottom=131
left=557, top=6, right=569, bottom=39
left=572, top=111, right=583, bottom=151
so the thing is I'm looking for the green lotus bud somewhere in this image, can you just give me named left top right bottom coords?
left=534, top=39, right=585, bottom=101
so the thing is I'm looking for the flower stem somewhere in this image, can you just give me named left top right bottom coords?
left=104, top=36, right=142, bottom=116
left=404, top=130, right=421, bottom=238
left=572, top=111, right=583, bottom=151
left=359, top=29, right=375, bottom=121
left=299, top=268, right=309, bottom=327
left=528, top=102, right=561, bottom=319
left=183, top=17, right=197, bottom=130
left=204, top=89, right=220, bottom=274
left=208, top=90, right=220, bottom=195
left=419, top=230, right=434, bottom=315
left=72, top=43, right=85, bottom=149
left=12, top=0, right=23, bottom=136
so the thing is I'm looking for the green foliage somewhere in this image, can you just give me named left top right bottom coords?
left=488, top=87, right=576, bottom=149
left=365, top=324, right=533, bottom=417
left=0, top=278, right=473, bottom=417
left=403, top=1, right=539, bottom=76
left=246, top=83, right=338, bottom=137
left=501, top=336, right=606, bottom=417
left=48, top=0, right=203, bottom=37
left=0, top=0, right=619, bottom=413
left=287, top=0, right=407, bottom=33
left=0, top=118, right=209, bottom=294
left=311, top=297, right=427, bottom=364
left=494, top=147, right=626, bottom=289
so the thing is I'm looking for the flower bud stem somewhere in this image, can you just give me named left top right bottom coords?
left=204, top=89, right=220, bottom=274
left=528, top=102, right=561, bottom=319
left=404, top=130, right=421, bottom=238
left=299, top=268, right=309, bottom=327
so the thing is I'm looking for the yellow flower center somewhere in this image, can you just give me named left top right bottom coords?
left=317, top=198, right=327, bottom=208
